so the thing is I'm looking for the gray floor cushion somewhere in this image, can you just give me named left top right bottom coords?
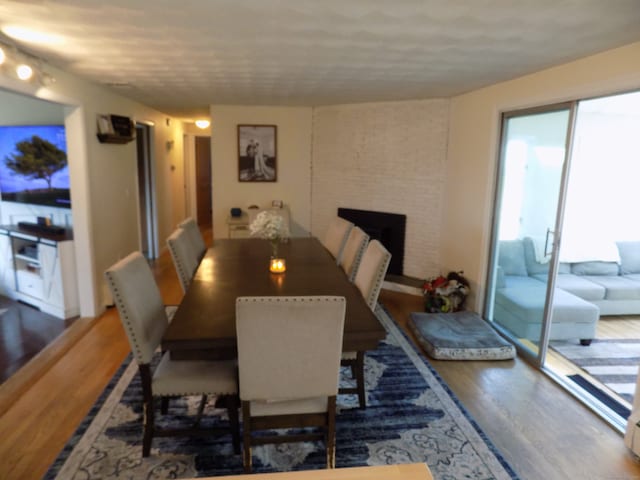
left=409, top=311, right=516, bottom=360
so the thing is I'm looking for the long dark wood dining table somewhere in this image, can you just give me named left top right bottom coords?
left=162, top=237, right=386, bottom=360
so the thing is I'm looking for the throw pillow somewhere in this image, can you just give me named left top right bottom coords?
left=498, top=240, right=527, bottom=276
left=571, top=261, right=620, bottom=276
left=617, top=241, right=640, bottom=274
left=523, top=237, right=549, bottom=275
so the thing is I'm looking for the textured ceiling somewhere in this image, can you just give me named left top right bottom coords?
left=1, top=0, right=639, bottom=118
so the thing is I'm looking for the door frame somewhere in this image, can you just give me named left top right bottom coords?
left=484, top=101, right=578, bottom=366
left=135, top=121, right=159, bottom=259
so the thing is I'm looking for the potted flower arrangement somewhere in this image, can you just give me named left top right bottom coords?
left=249, top=210, right=289, bottom=258
left=423, top=271, right=470, bottom=313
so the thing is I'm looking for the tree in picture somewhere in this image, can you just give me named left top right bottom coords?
left=5, top=135, right=67, bottom=191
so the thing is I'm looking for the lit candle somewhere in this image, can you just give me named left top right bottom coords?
left=269, top=258, right=286, bottom=273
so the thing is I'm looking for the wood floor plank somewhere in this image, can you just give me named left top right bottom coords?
left=1, top=235, right=640, bottom=479
left=378, top=290, right=640, bottom=479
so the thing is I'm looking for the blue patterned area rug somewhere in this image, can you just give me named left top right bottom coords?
left=45, top=306, right=518, bottom=479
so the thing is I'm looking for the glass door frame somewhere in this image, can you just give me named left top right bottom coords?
left=484, top=101, right=578, bottom=367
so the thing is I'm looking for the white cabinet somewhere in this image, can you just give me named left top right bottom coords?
left=0, top=232, right=16, bottom=295
left=227, top=213, right=251, bottom=238
left=0, top=227, right=79, bottom=320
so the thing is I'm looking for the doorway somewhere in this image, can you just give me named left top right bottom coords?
left=484, top=105, right=574, bottom=362
left=136, top=123, right=157, bottom=259
left=485, top=90, right=640, bottom=431
left=194, top=136, right=212, bottom=228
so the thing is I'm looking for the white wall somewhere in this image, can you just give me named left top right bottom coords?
left=0, top=66, right=185, bottom=315
left=311, top=99, right=450, bottom=279
left=444, top=41, right=640, bottom=310
left=210, top=105, right=313, bottom=239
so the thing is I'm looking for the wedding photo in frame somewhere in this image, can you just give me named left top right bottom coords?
left=238, top=124, right=277, bottom=182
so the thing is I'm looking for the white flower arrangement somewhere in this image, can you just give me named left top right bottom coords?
left=249, top=210, right=289, bottom=242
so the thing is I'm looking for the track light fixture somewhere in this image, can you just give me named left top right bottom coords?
left=0, top=41, right=55, bottom=86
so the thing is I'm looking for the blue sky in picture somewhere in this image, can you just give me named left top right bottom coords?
left=0, top=125, right=69, bottom=193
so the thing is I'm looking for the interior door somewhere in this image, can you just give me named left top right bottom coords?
left=484, top=105, right=574, bottom=362
left=195, top=136, right=212, bottom=228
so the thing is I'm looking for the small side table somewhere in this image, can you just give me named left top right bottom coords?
left=227, top=213, right=250, bottom=238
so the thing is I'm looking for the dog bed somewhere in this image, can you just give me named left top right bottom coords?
left=409, top=311, right=516, bottom=360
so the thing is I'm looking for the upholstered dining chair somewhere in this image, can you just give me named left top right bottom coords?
left=340, top=240, right=392, bottom=408
left=339, top=226, right=370, bottom=282
left=167, top=227, right=200, bottom=293
left=322, top=216, right=354, bottom=264
left=105, top=251, right=240, bottom=457
left=236, top=296, right=346, bottom=473
left=178, top=217, right=206, bottom=260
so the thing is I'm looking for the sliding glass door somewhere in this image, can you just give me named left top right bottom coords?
left=485, top=105, right=574, bottom=362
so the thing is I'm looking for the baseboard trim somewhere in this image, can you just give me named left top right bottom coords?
left=382, top=280, right=422, bottom=296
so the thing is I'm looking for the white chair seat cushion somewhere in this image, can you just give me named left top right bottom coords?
left=152, top=352, right=237, bottom=396
left=341, top=351, right=357, bottom=360
left=250, top=397, right=328, bottom=416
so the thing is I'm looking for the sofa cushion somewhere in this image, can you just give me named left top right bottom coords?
left=523, top=237, right=549, bottom=275
left=571, top=261, right=619, bottom=276
left=496, top=266, right=506, bottom=288
left=532, top=273, right=606, bottom=301
left=495, top=286, right=600, bottom=325
left=498, top=240, right=528, bottom=276
left=583, top=275, right=640, bottom=300
left=503, top=275, right=544, bottom=289
left=617, top=241, right=640, bottom=274
left=623, top=274, right=640, bottom=283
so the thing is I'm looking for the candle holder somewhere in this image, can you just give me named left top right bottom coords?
left=269, top=257, right=286, bottom=274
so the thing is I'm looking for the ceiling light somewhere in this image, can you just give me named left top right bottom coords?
left=16, top=63, right=33, bottom=80
left=2, top=25, right=65, bottom=46
left=195, top=120, right=210, bottom=129
left=0, top=47, right=5, bottom=65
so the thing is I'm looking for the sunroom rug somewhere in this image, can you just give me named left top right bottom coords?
left=45, top=306, right=519, bottom=480
left=551, top=338, right=640, bottom=404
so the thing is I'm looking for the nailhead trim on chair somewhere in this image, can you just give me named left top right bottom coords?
left=167, top=232, right=191, bottom=292
left=366, top=247, right=392, bottom=311
left=348, top=232, right=369, bottom=282
left=237, top=296, right=345, bottom=304
left=105, top=270, right=146, bottom=364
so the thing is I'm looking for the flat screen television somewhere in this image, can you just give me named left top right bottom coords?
left=0, top=125, right=70, bottom=208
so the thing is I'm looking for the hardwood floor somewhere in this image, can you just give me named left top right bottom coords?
left=1, top=242, right=640, bottom=479
left=379, top=290, right=640, bottom=479
left=0, top=296, right=73, bottom=383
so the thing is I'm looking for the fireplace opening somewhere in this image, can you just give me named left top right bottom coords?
left=337, top=208, right=406, bottom=276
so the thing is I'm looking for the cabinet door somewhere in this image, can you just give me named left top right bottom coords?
left=0, top=234, right=16, bottom=294
left=39, top=243, right=64, bottom=309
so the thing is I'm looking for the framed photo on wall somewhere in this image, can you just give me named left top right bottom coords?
left=238, top=125, right=277, bottom=182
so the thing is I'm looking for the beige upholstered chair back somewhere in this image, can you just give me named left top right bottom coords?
left=178, top=217, right=206, bottom=259
left=236, top=296, right=346, bottom=402
left=104, top=252, right=168, bottom=365
left=354, top=240, right=392, bottom=311
left=322, top=217, right=354, bottom=263
left=167, top=228, right=199, bottom=292
left=339, top=226, right=370, bottom=281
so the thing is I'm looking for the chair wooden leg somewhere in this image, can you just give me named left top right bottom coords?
left=327, top=396, right=336, bottom=469
left=226, top=395, right=241, bottom=455
left=139, top=364, right=154, bottom=457
left=142, top=397, right=154, bottom=457
left=355, top=351, right=366, bottom=409
left=242, top=401, right=252, bottom=473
